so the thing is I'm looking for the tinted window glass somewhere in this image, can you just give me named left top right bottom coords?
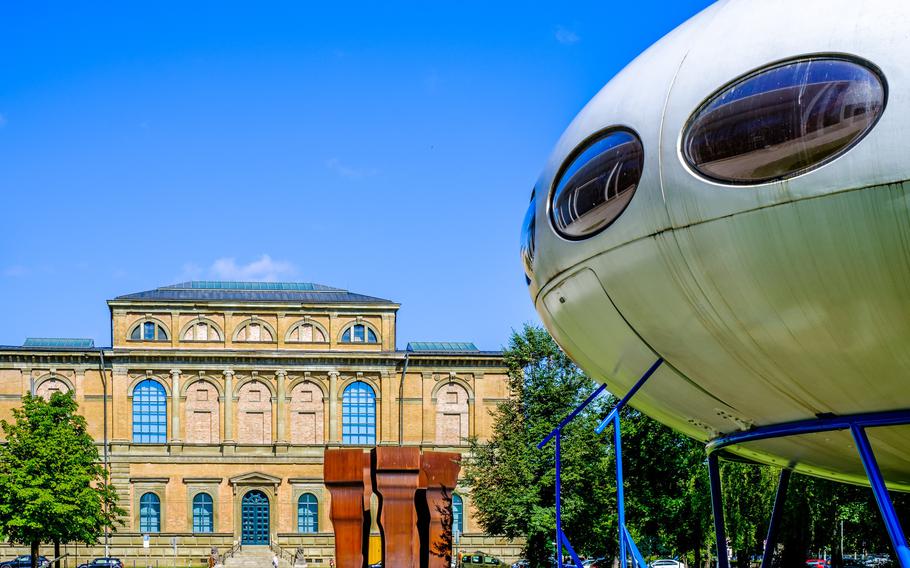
left=551, top=129, right=643, bottom=239
left=520, top=190, right=536, bottom=283
left=684, top=57, right=885, bottom=183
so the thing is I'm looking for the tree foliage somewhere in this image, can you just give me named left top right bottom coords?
left=465, top=325, right=901, bottom=567
left=0, top=392, right=124, bottom=562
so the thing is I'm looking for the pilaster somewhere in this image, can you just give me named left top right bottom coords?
left=328, top=370, right=339, bottom=443
left=276, top=369, right=287, bottom=443
left=223, top=370, right=235, bottom=443
left=170, top=369, right=181, bottom=442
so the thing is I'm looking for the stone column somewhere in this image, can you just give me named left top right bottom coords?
left=170, top=369, right=181, bottom=442
left=276, top=369, right=287, bottom=443
left=328, top=371, right=339, bottom=444
left=223, top=370, right=235, bottom=442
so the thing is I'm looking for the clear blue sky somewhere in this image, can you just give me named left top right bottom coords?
left=0, top=1, right=713, bottom=350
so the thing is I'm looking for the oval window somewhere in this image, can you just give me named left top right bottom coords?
left=683, top=56, right=886, bottom=184
left=520, top=189, right=536, bottom=284
left=550, top=128, right=644, bottom=239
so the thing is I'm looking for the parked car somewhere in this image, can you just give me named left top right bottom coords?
left=77, top=558, right=123, bottom=568
left=460, top=552, right=504, bottom=566
left=510, top=561, right=529, bottom=568
left=806, top=560, right=830, bottom=568
left=650, top=560, right=684, bottom=568
left=0, top=556, right=50, bottom=568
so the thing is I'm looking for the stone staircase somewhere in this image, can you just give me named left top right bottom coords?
left=223, top=546, right=293, bottom=568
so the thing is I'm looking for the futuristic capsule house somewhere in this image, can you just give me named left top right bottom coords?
left=523, top=0, right=910, bottom=563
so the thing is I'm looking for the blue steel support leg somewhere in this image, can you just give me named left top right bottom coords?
left=555, top=430, right=563, bottom=568
left=559, top=531, right=584, bottom=568
left=851, top=425, right=910, bottom=568
left=708, top=453, right=730, bottom=568
left=615, top=415, right=627, bottom=567
left=760, top=468, right=791, bottom=568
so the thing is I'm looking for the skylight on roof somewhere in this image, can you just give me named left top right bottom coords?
left=406, top=342, right=479, bottom=352
left=23, top=338, right=95, bottom=348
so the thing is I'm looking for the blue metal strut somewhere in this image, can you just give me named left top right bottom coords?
left=852, top=425, right=910, bottom=567
left=707, top=409, right=910, bottom=568
left=537, top=358, right=663, bottom=568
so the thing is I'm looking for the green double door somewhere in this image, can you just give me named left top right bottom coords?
left=241, top=490, right=269, bottom=545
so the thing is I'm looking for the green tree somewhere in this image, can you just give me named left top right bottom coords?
left=463, top=324, right=616, bottom=565
left=0, top=392, right=124, bottom=568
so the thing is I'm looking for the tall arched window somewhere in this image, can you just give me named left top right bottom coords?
left=192, top=493, right=214, bottom=533
left=340, top=323, right=378, bottom=344
left=139, top=492, right=161, bottom=533
left=452, top=494, right=464, bottom=537
left=297, top=493, right=318, bottom=533
left=342, top=381, right=376, bottom=445
left=132, top=379, right=167, bottom=444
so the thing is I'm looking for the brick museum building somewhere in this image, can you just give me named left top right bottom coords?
left=0, top=281, right=520, bottom=564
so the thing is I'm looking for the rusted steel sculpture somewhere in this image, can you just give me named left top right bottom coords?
left=371, top=447, right=422, bottom=568
left=420, top=452, right=462, bottom=568
left=325, top=448, right=460, bottom=568
left=325, top=449, right=370, bottom=568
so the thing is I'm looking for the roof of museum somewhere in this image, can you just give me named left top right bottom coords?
left=406, top=342, right=479, bottom=352
left=23, top=337, right=95, bottom=348
left=110, top=281, right=395, bottom=305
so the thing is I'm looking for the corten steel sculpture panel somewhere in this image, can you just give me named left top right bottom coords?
left=419, top=452, right=461, bottom=568
left=325, top=449, right=370, bottom=568
left=371, top=447, right=422, bottom=568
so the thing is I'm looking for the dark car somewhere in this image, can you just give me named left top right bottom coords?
left=0, top=556, right=50, bottom=568
left=77, top=558, right=123, bottom=568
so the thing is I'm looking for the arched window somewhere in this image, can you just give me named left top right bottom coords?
left=340, top=323, right=378, bottom=344
left=452, top=494, right=464, bottom=537
left=297, top=493, right=318, bottom=533
left=342, top=381, right=376, bottom=445
left=286, top=322, right=327, bottom=343
left=132, top=379, right=167, bottom=444
left=182, top=319, right=222, bottom=342
left=192, top=493, right=214, bottom=533
left=130, top=320, right=169, bottom=342
left=234, top=320, right=274, bottom=342
left=139, top=492, right=161, bottom=533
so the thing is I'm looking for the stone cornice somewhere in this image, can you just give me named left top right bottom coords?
left=0, top=348, right=506, bottom=371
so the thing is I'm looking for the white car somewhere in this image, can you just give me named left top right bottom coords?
left=650, top=561, right=684, bottom=568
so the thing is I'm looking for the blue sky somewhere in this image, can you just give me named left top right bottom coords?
left=0, top=1, right=713, bottom=350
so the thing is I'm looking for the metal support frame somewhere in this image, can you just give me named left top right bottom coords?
left=538, top=358, right=663, bottom=568
left=707, top=409, right=910, bottom=568
left=760, top=468, right=791, bottom=568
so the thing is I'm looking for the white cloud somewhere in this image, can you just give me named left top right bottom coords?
left=326, top=158, right=378, bottom=180
left=209, top=254, right=295, bottom=282
left=3, top=265, right=28, bottom=277
left=555, top=26, right=580, bottom=45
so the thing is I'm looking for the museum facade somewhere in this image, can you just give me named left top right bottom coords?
left=0, top=281, right=519, bottom=564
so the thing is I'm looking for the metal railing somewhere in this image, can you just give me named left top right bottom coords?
left=269, top=539, right=296, bottom=566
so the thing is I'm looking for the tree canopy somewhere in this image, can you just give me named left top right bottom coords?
left=464, top=324, right=903, bottom=567
left=0, top=391, right=123, bottom=564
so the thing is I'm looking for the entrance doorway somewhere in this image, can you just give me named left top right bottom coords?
left=241, top=490, right=270, bottom=545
